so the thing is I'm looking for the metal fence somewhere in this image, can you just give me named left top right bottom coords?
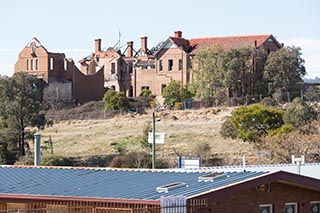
left=0, top=199, right=209, bottom=213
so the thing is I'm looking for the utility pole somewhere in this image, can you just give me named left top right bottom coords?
left=152, top=110, right=156, bottom=169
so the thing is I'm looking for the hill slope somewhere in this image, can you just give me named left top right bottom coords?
left=39, top=107, right=257, bottom=166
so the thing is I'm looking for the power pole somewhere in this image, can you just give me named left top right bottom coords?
left=152, top=110, right=156, bottom=169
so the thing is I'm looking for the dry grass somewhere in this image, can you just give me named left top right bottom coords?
left=38, top=107, right=257, bottom=164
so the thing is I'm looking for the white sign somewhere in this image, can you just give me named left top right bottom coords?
left=178, top=157, right=201, bottom=168
left=160, top=195, right=187, bottom=213
left=148, top=132, right=165, bottom=144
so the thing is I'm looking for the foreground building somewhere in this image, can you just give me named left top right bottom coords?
left=0, top=166, right=319, bottom=212
left=14, top=31, right=282, bottom=104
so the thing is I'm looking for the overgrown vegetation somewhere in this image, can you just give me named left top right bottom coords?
left=103, top=90, right=129, bottom=110
left=220, top=98, right=320, bottom=163
left=0, top=72, right=45, bottom=163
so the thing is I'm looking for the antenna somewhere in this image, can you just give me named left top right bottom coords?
left=118, top=29, right=121, bottom=51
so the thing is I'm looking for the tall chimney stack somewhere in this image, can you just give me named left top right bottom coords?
left=140, top=36, right=148, bottom=55
left=95, top=39, right=101, bottom=53
left=174, top=31, right=182, bottom=38
left=127, top=41, right=133, bottom=57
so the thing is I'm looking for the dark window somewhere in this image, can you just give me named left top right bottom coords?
left=30, top=59, right=34, bottom=71
left=161, top=84, right=167, bottom=95
left=141, top=86, right=149, bottom=91
left=179, top=59, right=183, bottom=70
left=285, top=203, right=297, bottom=213
left=35, top=59, right=39, bottom=70
left=259, top=205, right=272, bottom=213
left=111, top=63, right=115, bottom=74
left=96, top=57, right=99, bottom=62
left=311, top=202, right=320, bottom=213
left=128, top=62, right=133, bottom=73
left=27, top=59, right=29, bottom=71
left=111, top=85, right=116, bottom=90
left=168, top=59, right=173, bottom=71
left=129, top=86, right=133, bottom=97
left=159, top=60, right=163, bottom=71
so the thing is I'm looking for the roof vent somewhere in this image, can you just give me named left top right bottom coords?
left=198, top=173, right=227, bottom=182
left=156, top=182, right=187, bottom=193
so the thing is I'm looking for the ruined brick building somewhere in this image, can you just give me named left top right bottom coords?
left=14, top=31, right=282, bottom=104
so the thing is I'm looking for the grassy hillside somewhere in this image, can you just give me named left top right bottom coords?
left=38, top=107, right=258, bottom=166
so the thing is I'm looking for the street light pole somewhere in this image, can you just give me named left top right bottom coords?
left=152, top=110, right=156, bottom=169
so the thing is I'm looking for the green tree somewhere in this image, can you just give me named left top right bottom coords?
left=227, top=104, right=284, bottom=143
left=0, top=72, right=45, bottom=156
left=264, top=46, right=306, bottom=93
left=139, top=89, right=152, bottom=97
left=103, top=90, right=129, bottom=110
left=162, top=80, right=193, bottom=107
left=191, top=46, right=224, bottom=99
left=223, top=47, right=253, bottom=97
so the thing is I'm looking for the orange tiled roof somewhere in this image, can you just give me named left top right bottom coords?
left=169, top=37, right=192, bottom=52
left=189, top=34, right=273, bottom=53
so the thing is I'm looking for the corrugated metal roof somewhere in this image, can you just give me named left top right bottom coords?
left=0, top=166, right=266, bottom=200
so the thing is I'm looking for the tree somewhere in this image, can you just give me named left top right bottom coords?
left=162, top=80, right=193, bottom=107
left=0, top=72, right=45, bottom=156
left=264, top=46, right=306, bottom=93
left=103, top=90, right=129, bottom=110
left=223, top=47, right=253, bottom=97
left=191, top=46, right=225, bottom=99
left=227, top=104, right=284, bottom=143
left=283, top=98, right=317, bottom=128
left=304, top=86, right=320, bottom=102
left=258, top=123, right=320, bottom=163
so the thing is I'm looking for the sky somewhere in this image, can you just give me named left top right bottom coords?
left=1, top=0, right=319, bottom=78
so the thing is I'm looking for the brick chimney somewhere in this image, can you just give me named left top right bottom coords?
left=95, top=39, right=101, bottom=53
left=174, top=31, right=182, bottom=38
left=140, top=36, right=148, bottom=55
left=127, top=41, right=133, bottom=57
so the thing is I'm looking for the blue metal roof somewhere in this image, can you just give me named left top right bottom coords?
left=0, top=166, right=266, bottom=200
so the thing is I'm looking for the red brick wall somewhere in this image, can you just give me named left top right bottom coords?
left=73, top=67, right=106, bottom=104
left=200, top=182, right=320, bottom=213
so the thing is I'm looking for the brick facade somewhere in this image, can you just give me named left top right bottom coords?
left=15, top=32, right=283, bottom=104
left=205, top=182, right=320, bottom=212
left=14, top=38, right=106, bottom=104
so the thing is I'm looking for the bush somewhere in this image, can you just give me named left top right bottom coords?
left=230, top=104, right=284, bottom=142
left=139, top=89, right=152, bottom=97
left=41, top=155, right=74, bottom=166
left=174, top=102, right=182, bottom=110
left=109, top=151, right=151, bottom=168
left=103, top=90, right=129, bottom=110
left=260, top=97, right=277, bottom=107
left=109, top=151, right=170, bottom=169
left=283, top=98, right=317, bottom=127
left=220, top=118, right=238, bottom=139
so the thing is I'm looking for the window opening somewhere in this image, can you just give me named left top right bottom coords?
left=168, top=59, right=173, bottom=71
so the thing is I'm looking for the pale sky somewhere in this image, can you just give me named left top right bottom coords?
left=1, top=0, right=319, bottom=78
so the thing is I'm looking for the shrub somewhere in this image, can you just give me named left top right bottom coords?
left=283, top=98, right=317, bottom=127
left=174, top=102, right=182, bottom=110
left=139, top=89, right=152, bottom=97
left=220, top=118, right=238, bottom=139
left=230, top=104, right=284, bottom=142
left=41, top=155, right=74, bottom=166
left=103, top=90, right=129, bottom=110
left=109, top=151, right=170, bottom=169
left=260, top=97, right=277, bottom=107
